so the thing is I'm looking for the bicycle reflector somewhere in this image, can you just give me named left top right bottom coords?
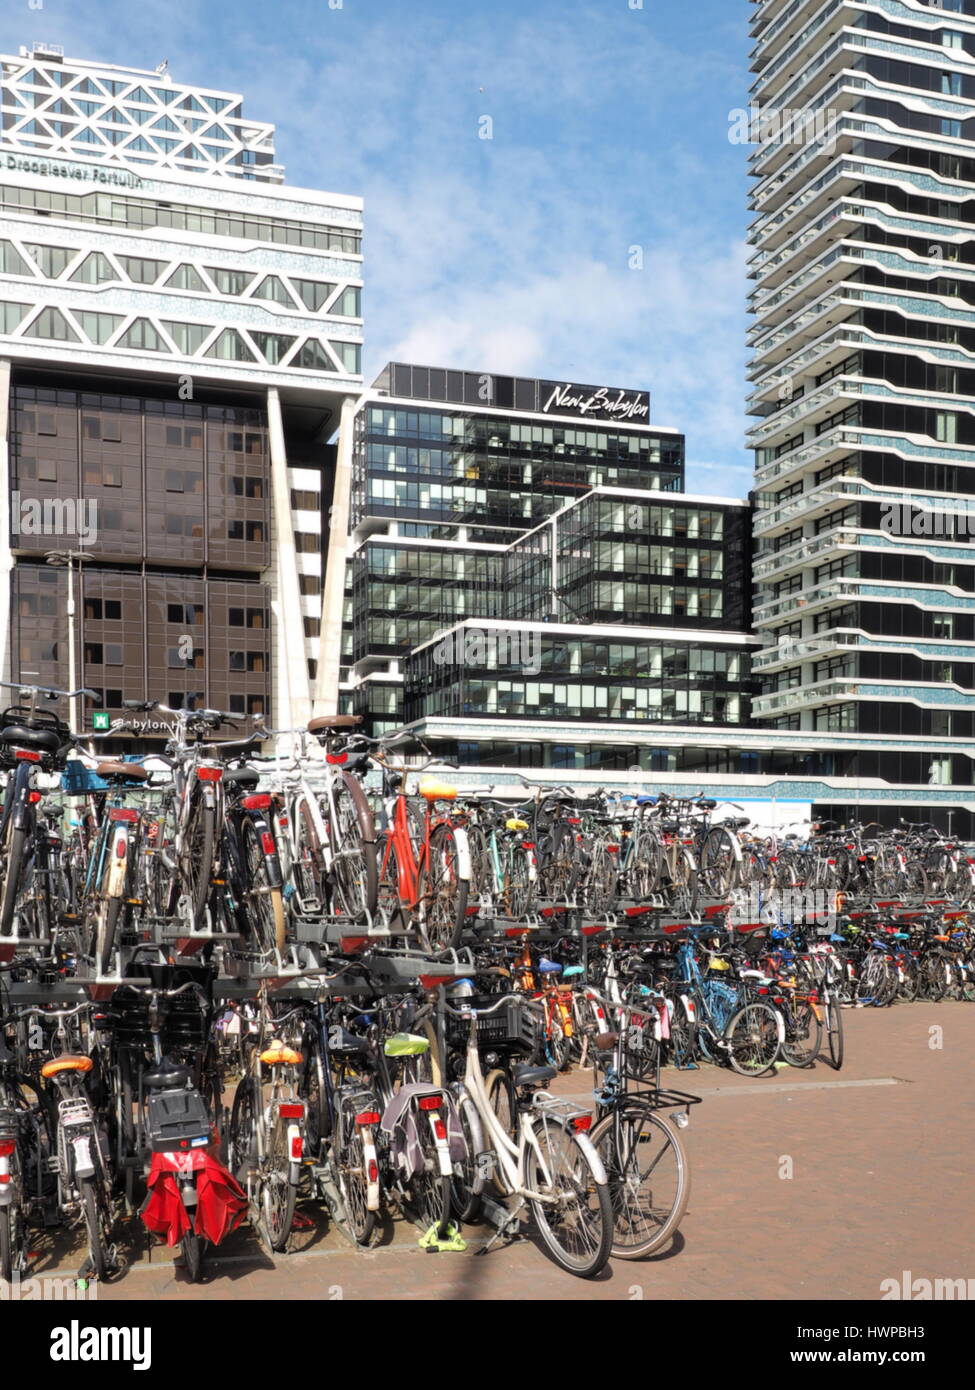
left=260, top=832, right=276, bottom=855
left=417, top=1096, right=442, bottom=1111
left=355, top=1110, right=380, bottom=1126
left=0, top=1140, right=15, bottom=1157
left=278, top=1103, right=304, bottom=1119
left=419, top=974, right=446, bottom=989
left=197, top=766, right=223, bottom=781
left=242, top=794, right=272, bottom=810
left=109, top=807, right=139, bottom=822
left=571, top=1116, right=593, bottom=1132
left=15, top=749, right=40, bottom=762
left=326, top=752, right=348, bottom=765
left=28, top=791, right=43, bottom=804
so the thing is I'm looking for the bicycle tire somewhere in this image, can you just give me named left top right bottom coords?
left=95, top=895, right=122, bottom=977
left=525, top=1116, right=612, bottom=1278
left=418, top=823, right=468, bottom=951
left=589, top=1103, right=691, bottom=1259
left=79, top=1176, right=111, bottom=1282
left=328, top=776, right=379, bottom=921
left=261, top=1126, right=297, bottom=1253
left=725, top=1002, right=780, bottom=1076
left=180, top=1232, right=204, bottom=1282
left=181, top=791, right=215, bottom=930
left=242, top=819, right=286, bottom=955
left=779, top=998, right=822, bottom=1068
left=449, top=1088, right=484, bottom=1224
left=825, top=997, right=844, bottom=1070
left=0, top=824, right=28, bottom=936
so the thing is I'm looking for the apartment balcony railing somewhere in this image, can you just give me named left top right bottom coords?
left=753, top=676, right=975, bottom=718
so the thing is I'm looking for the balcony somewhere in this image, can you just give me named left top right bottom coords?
left=754, top=675, right=975, bottom=719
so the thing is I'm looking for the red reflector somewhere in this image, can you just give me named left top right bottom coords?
left=279, top=817, right=289, bottom=829
left=290, top=1135, right=303, bottom=1161
left=0, top=1174, right=9, bottom=1185
left=109, top=807, right=139, bottom=822
left=15, top=750, right=40, bottom=762
left=339, top=936, right=368, bottom=953
left=260, top=832, right=276, bottom=855
left=115, top=838, right=127, bottom=859
left=433, top=1119, right=447, bottom=1141
left=572, top=1115, right=592, bottom=1132
left=279, top=1103, right=304, bottom=1119
left=197, top=766, right=222, bottom=781
left=367, top=1159, right=378, bottom=1182
left=505, top=928, right=526, bottom=938
left=0, top=1140, right=15, bottom=1157
left=242, top=794, right=272, bottom=810
left=355, top=1111, right=380, bottom=1126
left=28, top=790, right=43, bottom=803
left=418, top=1096, right=441, bottom=1111
left=605, top=845, right=619, bottom=854
left=326, top=752, right=348, bottom=765
left=567, top=817, right=581, bottom=825
left=521, top=841, right=535, bottom=849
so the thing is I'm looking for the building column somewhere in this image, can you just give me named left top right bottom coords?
left=315, top=393, right=359, bottom=715
left=266, top=386, right=310, bottom=730
left=0, top=360, right=12, bottom=685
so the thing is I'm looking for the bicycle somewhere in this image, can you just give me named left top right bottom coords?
left=443, top=992, right=613, bottom=1277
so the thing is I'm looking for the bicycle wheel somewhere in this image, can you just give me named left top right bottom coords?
left=180, top=1232, right=204, bottom=1282
left=79, top=1176, right=111, bottom=1281
left=335, top=1096, right=378, bottom=1246
left=589, top=1103, right=690, bottom=1259
left=824, top=996, right=844, bottom=1070
left=582, top=843, right=618, bottom=918
left=725, top=1002, right=780, bottom=1076
left=779, top=999, right=822, bottom=1068
left=228, top=1076, right=258, bottom=1184
left=292, top=797, right=325, bottom=912
left=525, top=1115, right=612, bottom=1278
left=630, top=829, right=663, bottom=899
left=180, top=792, right=215, bottom=930
left=485, top=1068, right=516, bottom=1194
left=671, top=846, right=699, bottom=916
left=404, top=1111, right=451, bottom=1236
left=0, top=824, right=29, bottom=936
left=95, top=895, right=122, bottom=977
left=0, top=1175, right=25, bottom=1283
left=540, top=823, right=575, bottom=901
left=700, top=827, right=739, bottom=899
left=261, top=1123, right=297, bottom=1253
left=418, top=824, right=468, bottom=951
left=504, top=846, right=533, bottom=919
left=242, top=820, right=286, bottom=955
left=300, top=1037, right=328, bottom=1162
left=327, top=778, right=379, bottom=921
left=449, top=1088, right=484, bottom=1224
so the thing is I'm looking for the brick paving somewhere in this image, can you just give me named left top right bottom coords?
left=41, top=1002, right=974, bottom=1301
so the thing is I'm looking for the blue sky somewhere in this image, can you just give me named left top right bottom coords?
left=1, top=0, right=754, bottom=495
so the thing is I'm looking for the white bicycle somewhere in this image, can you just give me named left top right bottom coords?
left=443, top=993, right=613, bottom=1278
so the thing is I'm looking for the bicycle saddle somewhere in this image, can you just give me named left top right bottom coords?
left=538, top=958, right=563, bottom=974
left=95, top=760, right=149, bottom=782
left=331, top=1028, right=371, bottom=1054
left=563, top=965, right=584, bottom=978
left=512, top=1063, right=557, bottom=1089
left=225, top=765, right=260, bottom=788
left=143, top=1057, right=191, bottom=1089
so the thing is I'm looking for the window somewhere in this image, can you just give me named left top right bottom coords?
left=23, top=307, right=79, bottom=341
left=118, top=256, right=163, bottom=284
left=227, top=520, right=265, bottom=542
left=230, top=476, right=264, bottom=499
left=167, top=603, right=203, bottom=625
left=118, top=318, right=163, bottom=351
left=70, top=252, right=116, bottom=285
left=76, top=312, right=122, bottom=345
left=935, top=412, right=958, bottom=444
left=251, top=274, right=293, bottom=305
left=228, top=607, right=265, bottom=628
left=291, top=278, right=335, bottom=312
left=161, top=320, right=210, bottom=355
left=206, top=266, right=253, bottom=296
left=164, top=264, right=207, bottom=292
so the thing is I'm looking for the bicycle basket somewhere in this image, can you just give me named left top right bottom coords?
left=60, top=762, right=110, bottom=795
left=472, top=995, right=538, bottom=1055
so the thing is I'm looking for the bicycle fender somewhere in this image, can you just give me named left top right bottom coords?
left=572, top=1130, right=608, bottom=1187
left=452, top=826, right=472, bottom=883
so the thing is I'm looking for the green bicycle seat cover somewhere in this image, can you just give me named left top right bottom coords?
left=383, top=1032, right=430, bottom=1057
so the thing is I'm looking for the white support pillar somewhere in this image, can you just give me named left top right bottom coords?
left=0, top=360, right=12, bottom=685
left=266, top=386, right=311, bottom=730
left=315, top=393, right=359, bottom=715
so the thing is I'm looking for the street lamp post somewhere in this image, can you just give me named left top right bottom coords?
left=44, top=549, right=94, bottom=736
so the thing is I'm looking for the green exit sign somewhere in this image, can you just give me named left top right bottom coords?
left=92, top=711, right=110, bottom=731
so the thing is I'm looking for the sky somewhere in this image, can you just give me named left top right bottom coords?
left=0, top=0, right=754, bottom=496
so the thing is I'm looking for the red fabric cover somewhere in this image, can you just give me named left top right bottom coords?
left=141, top=1148, right=246, bottom=1247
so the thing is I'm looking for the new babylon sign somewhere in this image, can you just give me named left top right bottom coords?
left=540, top=381, right=650, bottom=424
